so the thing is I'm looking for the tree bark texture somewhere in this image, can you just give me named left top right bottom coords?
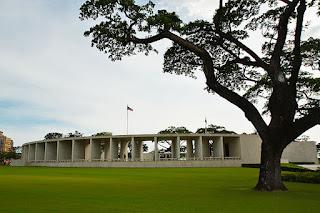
left=254, top=140, right=287, bottom=191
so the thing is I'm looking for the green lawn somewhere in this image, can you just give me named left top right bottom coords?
left=0, top=167, right=319, bottom=212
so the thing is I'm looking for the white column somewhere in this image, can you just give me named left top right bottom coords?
left=171, top=137, right=180, bottom=159
left=104, top=138, right=111, bottom=161
left=131, top=137, right=135, bottom=161
left=56, top=140, right=60, bottom=162
left=111, top=138, right=119, bottom=160
left=195, top=136, right=203, bottom=160
left=91, top=139, right=101, bottom=160
left=28, top=144, right=30, bottom=161
left=139, top=141, right=143, bottom=161
left=187, top=139, right=193, bottom=160
left=120, top=140, right=129, bottom=161
left=213, top=136, right=224, bottom=159
left=71, top=140, right=75, bottom=162
left=44, top=142, right=47, bottom=161
left=154, top=137, right=158, bottom=161
left=85, top=139, right=92, bottom=161
left=35, top=143, right=38, bottom=161
left=202, top=137, right=210, bottom=158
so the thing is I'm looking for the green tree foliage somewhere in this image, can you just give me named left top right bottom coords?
left=92, top=132, right=113, bottom=136
left=80, top=0, right=320, bottom=191
left=66, top=131, right=83, bottom=138
left=128, top=142, right=148, bottom=152
left=44, top=132, right=63, bottom=140
left=158, top=126, right=193, bottom=134
left=196, top=124, right=236, bottom=134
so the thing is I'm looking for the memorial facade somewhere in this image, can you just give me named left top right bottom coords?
left=21, top=134, right=318, bottom=167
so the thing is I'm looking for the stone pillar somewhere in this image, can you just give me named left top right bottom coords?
left=187, top=139, right=193, bottom=160
left=71, top=140, right=75, bottom=161
left=35, top=143, right=38, bottom=161
left=131, top=137, right=135, bottom=161
left=120, top=140, right=129, bottom=161
left=104, top=139, right=111, bottom=161
left=202, top=137, right=210, bottom=158
left=85, top=139, right=92, bottom=161
left=27, top=144, right=30, bottom=161
left=91, top=139, right=101, bottom=160
left=154, top=137, right=158, bottom=161
left=195, top=136, right=203, bottom=160
left=44, top=142, right=47, bottom=161
left=111, top=138, right=119, bottom=160
left=172, top=136, right=180, bottom=160
left=213, top=137, right=224, bottom=159
left=36, top=143, right=45, bottom=161
left=29, top=144, right=36, bottom=161
left=23, top=145, right=29, bottom=162
left=56, top=140, right=60, bottom=162
left=139, top=141, right=143, bottom=161
left=45, top=141, right=57, bottom=161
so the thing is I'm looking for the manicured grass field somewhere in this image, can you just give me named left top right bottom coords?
left=0, top=167, right=319, bottom=212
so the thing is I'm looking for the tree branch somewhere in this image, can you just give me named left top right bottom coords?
left=290, top=0, right=306, bottom=86
left=131, top=32, right=167, bottom=44
left=215, top=31, right=270, bottom=71
left=219, top=45, right=261, bottom=67
left=289, top=107, right=320, bottom=142
left=271, top=0, right=300, bottom=67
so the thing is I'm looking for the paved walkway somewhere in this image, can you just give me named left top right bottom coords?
left=298, top=164, right=320, bottom=171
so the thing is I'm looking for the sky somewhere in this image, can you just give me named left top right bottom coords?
left=0, top=0, right=319, bottom=146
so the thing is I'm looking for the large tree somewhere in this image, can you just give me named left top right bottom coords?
left=80, top=0, right=320, bottom=191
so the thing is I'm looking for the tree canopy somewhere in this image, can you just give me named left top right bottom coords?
left=44, top=132, right=63, bottom=140
left=80, top=0, right=320, bottom=191
left=158, top=126, right=193, bottom=134
left=196, top=124, right=236, bottom=134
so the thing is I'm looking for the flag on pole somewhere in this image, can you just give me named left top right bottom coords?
left=205, top=117, right=207, bottom=134
left=127, top=106, right=133, bottom=111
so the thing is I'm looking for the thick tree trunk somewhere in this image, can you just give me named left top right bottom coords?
left=254, top=141, right=287, bottom=191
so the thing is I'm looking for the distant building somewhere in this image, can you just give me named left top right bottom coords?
left=21, top=133, right=318, bottom=167
left=0, top=131, right=14, bottom=152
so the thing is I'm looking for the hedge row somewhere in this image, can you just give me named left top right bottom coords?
left=282, top=172, right=320, bottom=184
left=242, top=163, right=312, bottom=173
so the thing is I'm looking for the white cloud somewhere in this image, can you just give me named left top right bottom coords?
left=156, top=0, right=218, bottom=21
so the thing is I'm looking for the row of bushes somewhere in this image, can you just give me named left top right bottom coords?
left=242, top=163, right=312, bottom=173
left=243, top=163, right=320, bottom=184
left=282, top=172, right=320, bottom=184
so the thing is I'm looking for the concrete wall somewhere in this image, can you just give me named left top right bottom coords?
left=186, top=139, right=194, bottom=159
left=202, top=137, right=210, bottom=158
left=172, top=137, right=180, bottom=159
left=46, top=142, right=57, bottom=160
left=28, top=159, right=242, bottom=168
left=240, top=134, right=261, bottom=164
left=29, top=144, right=36, bottom=160
left=73, top=140, right=89, bottom=160
left=240, top=135, right=318, bottom=164
left=224, top=137, right=241, bottom=158
left=212, top=137, right=223, bottom=158
left=22, top=133, right=318, bottom=167
left=22, top=145, right=29, bottom=162
left=36, top=143, right=45, bottom=160
left=195, top=136, right=203, bottom=159
left=282, top=141, right=318, bottom=163
left=104, top=139, right=111, bottom=160
left=58, top=140, right=72, bottom=160
left=91, top=139, right=101, bottom=160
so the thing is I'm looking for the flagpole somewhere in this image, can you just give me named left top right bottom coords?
left=205, top=117, right=207, bottom=134
left=126, top=105, right=129, bottom=135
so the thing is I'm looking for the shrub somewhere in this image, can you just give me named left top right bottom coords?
left=282, top=172, right=320, bottom=184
